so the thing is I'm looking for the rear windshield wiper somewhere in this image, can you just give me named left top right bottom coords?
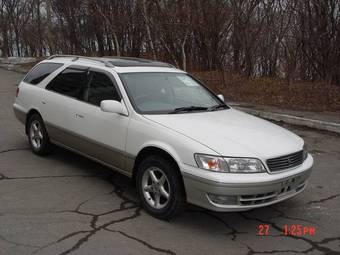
left=208, top=104, right=229, bottom=111
left=169, top=106, right=208, bottom=114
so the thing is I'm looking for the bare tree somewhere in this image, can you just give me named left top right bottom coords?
left=0, top=0, right=339, bottom=85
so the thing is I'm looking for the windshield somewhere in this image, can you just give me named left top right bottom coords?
left=120, top=72, right=228, bottom=114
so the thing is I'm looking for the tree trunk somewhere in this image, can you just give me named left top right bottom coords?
left=142, top=0, right=156, bottom=60
left=1, top=26, right=9, bottom=57
left=181, top=31, right=189, bottom=71
left=46, top=0, right=54, bottom=55
left=36, top=0, right=42, bottom=57
left=113, top=32, right=121, bottom=57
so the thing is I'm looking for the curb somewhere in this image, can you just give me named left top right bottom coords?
left=0, top=65, right=29, bottom=74
left=235, top=107, right=340, bottom=135
left=0, top=58, right=35, bottom=74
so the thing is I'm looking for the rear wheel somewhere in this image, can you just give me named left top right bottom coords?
left=136, top=155, right=186, bottom=219
left=27, top=114, right=52, bottom=156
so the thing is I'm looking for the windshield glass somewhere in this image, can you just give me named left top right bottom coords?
left=120, top=72, right=227, bottom=114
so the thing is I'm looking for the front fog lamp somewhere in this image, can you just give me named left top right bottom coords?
left=224, top=158, right=266, bottom=173
left=194, top=154, right=229, bottom=172
left=208, top=194, right=238, bottom=205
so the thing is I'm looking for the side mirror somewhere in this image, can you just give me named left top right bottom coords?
left=217, top=94, right=225, bottom=102
left=100, top=100, right=128, bottom=116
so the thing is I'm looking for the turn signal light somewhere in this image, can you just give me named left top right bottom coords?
left=16, top=87, right=20, bottom=97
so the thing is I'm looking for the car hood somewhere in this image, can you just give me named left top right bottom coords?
left=144, top=108, right=303, bottom=159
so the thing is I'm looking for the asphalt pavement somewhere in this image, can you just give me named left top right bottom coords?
left=1, top=68, right=340, bottom=255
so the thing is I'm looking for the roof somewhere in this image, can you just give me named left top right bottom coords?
left=47, top=55, right=175, bottom=69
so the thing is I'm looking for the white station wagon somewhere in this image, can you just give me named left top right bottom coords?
left=13, top=55, right=313, bottom=219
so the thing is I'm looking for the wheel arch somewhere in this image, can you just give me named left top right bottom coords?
left=25, top=108, right=42, bottom=135
left=132, top=146, right=186, bottom=196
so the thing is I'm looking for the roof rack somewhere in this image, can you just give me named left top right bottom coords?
left=47, top=55, right=176, bottom=69
left=47, top=55, right=114, bottom=68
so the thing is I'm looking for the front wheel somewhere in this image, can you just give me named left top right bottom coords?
left=136, top=155, right=186, bottom=219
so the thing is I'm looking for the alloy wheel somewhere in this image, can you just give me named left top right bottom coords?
left=141, top=167, right=171, bottom=209
left=30, top=120, right=43, bottom=150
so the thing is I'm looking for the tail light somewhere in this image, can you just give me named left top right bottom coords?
left=16, top=87, right=20, bottom=97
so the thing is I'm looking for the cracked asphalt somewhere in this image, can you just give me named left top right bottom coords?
left=1, top=68, right=340, bottom=255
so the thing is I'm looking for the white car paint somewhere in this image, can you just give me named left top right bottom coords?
left=144, top=109, right=304, bottom=159
left=13, top=56, right=313, bottom=212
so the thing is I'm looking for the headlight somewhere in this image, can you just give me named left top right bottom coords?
left=224, top=157, right=266, bottom=173
left=194, top=154, right=266, bottom=173
left=303, top=144, right=308, bottom=160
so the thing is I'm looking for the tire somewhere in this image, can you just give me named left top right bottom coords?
left=136, top=155, right=186, bottom=219
left=27, top=113, right=52, bottom=156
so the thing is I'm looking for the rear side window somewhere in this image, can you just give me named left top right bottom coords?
left=46, top=68, right=88, bottom=100
left=24, top=63, right=63, bottom=85
left=85, top=72, right=121, bottom=106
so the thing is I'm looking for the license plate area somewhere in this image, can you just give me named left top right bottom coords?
left=278, top=176, right=303, bottom=197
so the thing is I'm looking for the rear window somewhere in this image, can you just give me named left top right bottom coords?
left=24, top=63, right=63, bottom=85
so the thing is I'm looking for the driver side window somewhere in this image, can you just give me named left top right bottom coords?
left=85, top=71, right=121, bottom=106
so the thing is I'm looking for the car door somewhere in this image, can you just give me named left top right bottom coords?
left=70, top=69, right=131, bottom=174
left=43, top=66, right=90, bottom=147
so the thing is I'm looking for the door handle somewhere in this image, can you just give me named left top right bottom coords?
left=75, top=114, right=84, bottom=119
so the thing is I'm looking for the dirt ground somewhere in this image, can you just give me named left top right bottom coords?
left=192, top=71, right=340, bottom=112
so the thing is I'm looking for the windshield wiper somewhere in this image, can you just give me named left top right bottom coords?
left=169, top=106, right=208, bottom=114
left=207, top=104, right=229, bottom=111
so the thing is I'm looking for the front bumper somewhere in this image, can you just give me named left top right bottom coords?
left=181, top=154, right=313, bottom=212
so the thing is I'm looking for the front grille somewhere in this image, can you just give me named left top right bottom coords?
left=266, top=150, right=304, bottom=172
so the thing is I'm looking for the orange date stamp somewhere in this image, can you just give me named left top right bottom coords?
left=258, top=224, right=316, bottom=236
